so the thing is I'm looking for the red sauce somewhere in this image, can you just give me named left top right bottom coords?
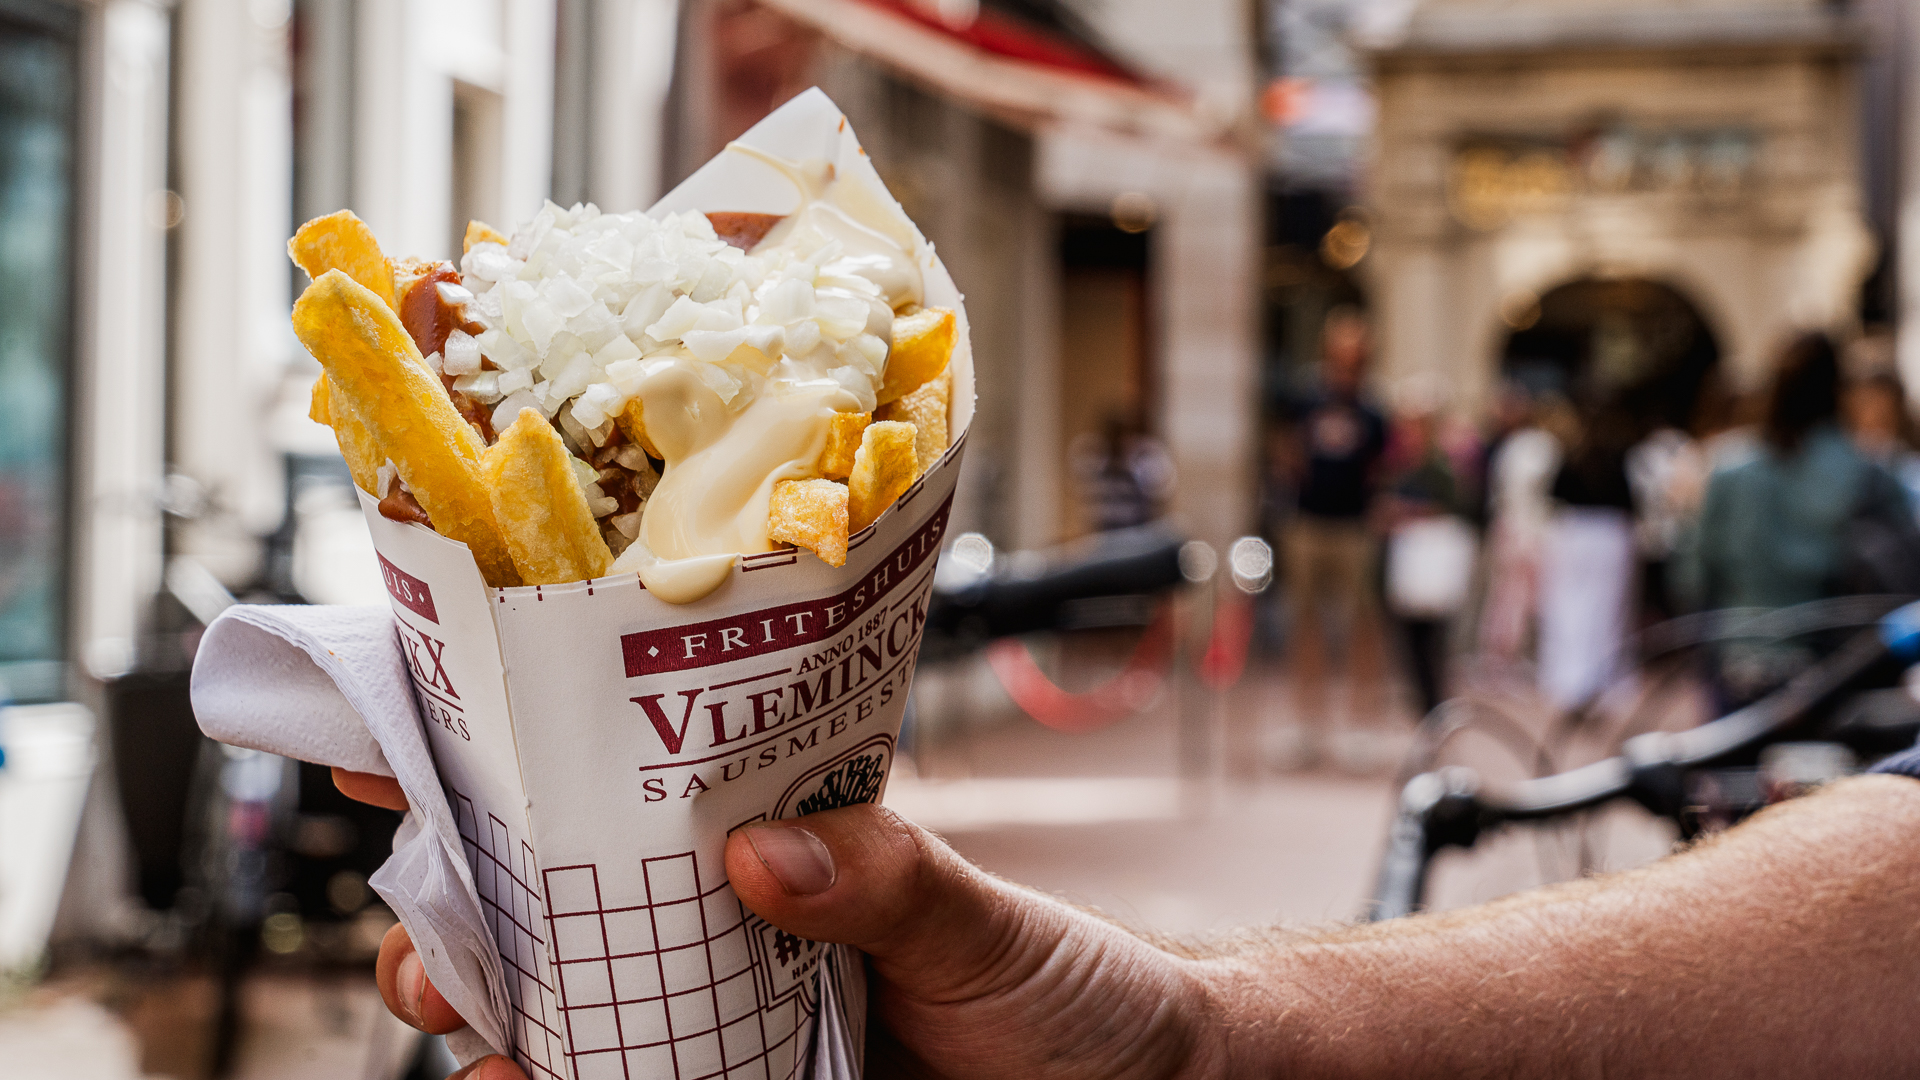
left=705, top=212, right=785, bottom=252
left=399, top=262, right=496, bottom=442
left=400, top=263, right=463, bottom=358
left=378, top=478, right=434, bottom=527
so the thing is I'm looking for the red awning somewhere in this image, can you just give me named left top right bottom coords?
left=757, top=0, right=1220, bottom=143
left=849, top=0, right=1144, bottom=86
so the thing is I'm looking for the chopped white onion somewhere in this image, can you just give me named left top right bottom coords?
left=491, top=391, right=540, bottom=434
left=452, top=370, right=501, bottom=402
left=443, top=330, right=482, bottom=375
left=455, top=196, right=917, bottom=466
left=497, top=367, right=534, bottom=395
left=645, top=295, right=704, bottom=342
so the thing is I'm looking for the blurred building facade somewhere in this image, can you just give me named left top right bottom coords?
left=1364, top=0, right=1875, bottom=416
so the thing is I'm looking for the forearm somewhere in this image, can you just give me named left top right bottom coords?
left=1194, top=774, right=1920, bottom=1079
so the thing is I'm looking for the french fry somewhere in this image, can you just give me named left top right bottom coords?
left=878, top=306, right=956, bottom=404
left=309, top=375, right=383, bottom=495
left=465, top=219, right=509, bottom=252
left=768, top=479, right=849, bottom=567
left=292, top=269, right=522, bottom=587
left=818, top=412, right=870, bottom=480
left=876, top=369, right=949, bottom=476
left=847, top=420, right=918, bottom=533
left=288, top=210, right=398, bottom=312
left=616, top=399, right=666, bottom=460
left=482, top=409, right=614, bottom=585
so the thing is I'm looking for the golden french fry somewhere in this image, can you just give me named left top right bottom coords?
left=292, top=269, right=521, bottom=586
left=308, top=373, right=330, bottom=425
left=818, top=411, right=870, bottom=480
left=848, top=420, right=918, bottom=533
left=288, top=211, right=398, bottom=312
left=876, top=369, right=949, bottom=476
left=878, top=306, right=956, bottom=404
left=768, top=479, right=849, bottom=567
left=482, top=409, right=614, bottom=585
left=464, top=220, right=509, bottom=252
left=616, top=399, right=665, bottom=460
left=309, top=375, right=383, bottom=495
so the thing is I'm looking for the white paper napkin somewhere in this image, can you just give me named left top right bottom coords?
left=191, top=604, right=513, bottom=1064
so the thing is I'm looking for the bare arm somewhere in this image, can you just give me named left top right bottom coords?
left=1202, top=773, right=1920, bottom=1078
left=342, top=769, right=1920, bottom=1079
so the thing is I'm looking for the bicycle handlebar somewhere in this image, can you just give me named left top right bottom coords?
left=1368, top=602, right=1920, bottom=920
left=920, top=524, right=1189, bottom=660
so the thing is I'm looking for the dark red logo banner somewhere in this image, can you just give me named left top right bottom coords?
left=622, top=496, right=951, bottom=677
left=379, top=554, right=440, bottom=624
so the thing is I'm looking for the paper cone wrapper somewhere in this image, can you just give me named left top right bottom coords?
left=360, top=90, right=971, bottom=1080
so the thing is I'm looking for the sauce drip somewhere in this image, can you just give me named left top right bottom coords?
left=705, top=211, right=786, bottom=252
left=400, top=262, right=495, bottom=442
left=607, top=143, right=926, bottom=601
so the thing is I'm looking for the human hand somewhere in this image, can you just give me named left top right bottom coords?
left=334, top=768, right=1216, bottom=1080
left=725, top=803, right=1213, bottom=1078
left=332, top=769, right=532, bottom=1080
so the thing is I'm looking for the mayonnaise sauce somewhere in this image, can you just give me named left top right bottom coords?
left=606, top=143, right=924, bottom=602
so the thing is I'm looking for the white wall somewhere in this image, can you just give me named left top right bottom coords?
left=75, top=0, right=172, bottom=680
left=56, top=0, right=175, bottom=956
left=170, top=0, right=298, bottom=586
left=354, top=0, right=557, bottom=256
left=590, top=0, right=679, bottom=212
left=1066, top=0, right=1256, bottom=130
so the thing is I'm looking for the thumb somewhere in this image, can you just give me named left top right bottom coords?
left=724, top=803, right=1059, bottom=994
left=726, top=804, right=1213, bottom=1078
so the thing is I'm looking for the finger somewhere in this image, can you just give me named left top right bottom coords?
left=376, top=920, right=467, bottom=1034
left=724, top=804, right=1066, bottom=993
left=334, top=766, right=409, bottom=811
left=448, top=1055, right=531, bottom=1080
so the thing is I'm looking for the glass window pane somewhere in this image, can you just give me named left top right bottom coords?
left=0, top=10, right=78, bottom=704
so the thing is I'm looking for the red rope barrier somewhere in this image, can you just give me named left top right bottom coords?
left=985, top=605, right=1176, bottom=733
left=1199, top=596, right=1254, bottom=691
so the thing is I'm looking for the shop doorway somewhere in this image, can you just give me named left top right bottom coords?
left=1499, top=278, right=1721, bottom=428
left=1057, top=211, right=1156, bottom=541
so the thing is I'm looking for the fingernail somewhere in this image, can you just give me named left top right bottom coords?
left=396, top=949, right=427, bottom=1028
left=745, top=824, right=836, bottom=896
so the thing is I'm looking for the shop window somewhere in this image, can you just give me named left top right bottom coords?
left=0, top=1, right=79, bottom=704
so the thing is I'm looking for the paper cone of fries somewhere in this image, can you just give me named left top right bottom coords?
left=315, top=90, right=969, bottom=1080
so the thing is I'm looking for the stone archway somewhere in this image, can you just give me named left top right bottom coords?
left=1499, top=278, right=1722, bottom=428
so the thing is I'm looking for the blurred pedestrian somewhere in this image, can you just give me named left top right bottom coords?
left=1379, top=385, right=1475, bottom=717
left=1664, top=368, right=1763, bottom=612
left=1688, top=333, right=1916, bottom=699
left=1279, top=307, right=1389, bottom=759
left=1476, top=391, right=1575, bottom=663
left=1843, top=370, right=1920, bottom=521
left=1537, top=402, right=1638, bottom=709
left=1626, top=423, right=1692, bottom=622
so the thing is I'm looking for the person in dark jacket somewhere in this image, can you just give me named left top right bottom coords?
left=1688, top=333, right=1912, bottom=698
left=1278, top=308, right=1390, bottom=759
